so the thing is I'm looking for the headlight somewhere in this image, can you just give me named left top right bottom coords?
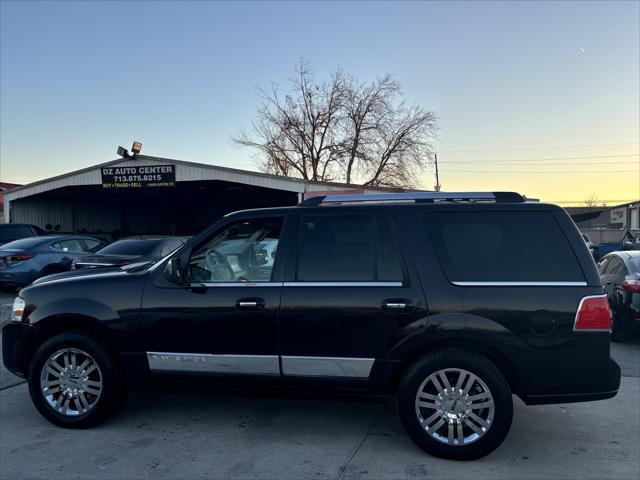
left=12, top=297, right=25, bottom=322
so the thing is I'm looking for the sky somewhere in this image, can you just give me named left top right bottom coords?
left=1, top=0, right=638, bottom=205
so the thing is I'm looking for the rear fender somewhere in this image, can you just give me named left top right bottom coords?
left=380, top=313, right=530, bottom=394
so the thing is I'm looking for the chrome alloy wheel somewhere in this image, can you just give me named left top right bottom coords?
left=414, top=368, right=495, bottom=446
left=39, top=348, right=103, bottom=416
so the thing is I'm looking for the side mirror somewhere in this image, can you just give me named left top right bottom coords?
left=164, top=257, right=183, bottom=284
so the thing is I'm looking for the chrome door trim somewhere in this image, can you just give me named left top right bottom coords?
left=192, top=282, right=283, bottom=288
left=146, top=352, right=280, bottom=375
left=283, top=282, right=403, bottom=287
left=188, top=281, right=404, bottom=288
left=281, top=356, right=374, bottom=379
left=451, top=281, right=588, bottom=287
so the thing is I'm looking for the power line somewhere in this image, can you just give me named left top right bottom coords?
left=439, top=142, right=640, bottom=153
left=545, top=199, right=639, bottom=204
left=441, top=161, right=638, bottom=166
left=440, top=154, right=639, bottom=163
left=440, top=169, right=637, bottom=174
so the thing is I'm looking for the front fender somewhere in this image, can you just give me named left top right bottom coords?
left=27, top=297, right=126, bottom=331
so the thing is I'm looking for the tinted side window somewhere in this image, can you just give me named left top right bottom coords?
left=597, top=257, right=611, bottom=274
left=423, top=211, right=585, bottom=282
left=84, top=239, right=104, bottom=253
left=296, top=214, right=404, bottom=282
left=607, top=257, right=626, bottom=276
left=376, top=217, right=404, bottom=282
left=298, top=215, right=374, bottom=281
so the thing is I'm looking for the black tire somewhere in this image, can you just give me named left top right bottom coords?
left=27, top=331, right=124, bottom=428
left=40, top=265, right=65, bottom=278
left=397, top=349, right=513, bottom=460
left=611, top=314, right=627, bottom=343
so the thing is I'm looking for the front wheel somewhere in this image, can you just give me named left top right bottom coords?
left=27, top=332, right=124, bottom=428
left=397, top=349, right=513, bottom=460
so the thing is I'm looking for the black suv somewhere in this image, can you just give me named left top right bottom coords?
left=2, top=192, right=620, bottom=460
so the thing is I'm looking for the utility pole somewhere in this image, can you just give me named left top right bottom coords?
left=434, top=153, right=441, bottom=192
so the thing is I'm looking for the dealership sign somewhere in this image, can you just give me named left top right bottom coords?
left=101, top=165, right=176, bottom=189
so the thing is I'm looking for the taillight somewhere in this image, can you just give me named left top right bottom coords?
left=574, top=295, right=612, bottom=332
left=622, top=280, right=640, bottom=293
left=4, top=254, right=35, bottom=263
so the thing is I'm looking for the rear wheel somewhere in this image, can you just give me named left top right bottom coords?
left=611, top=313, right=627, bottom=343
left=397, top=349, right=513, bottom=460
left=27, top=332, right=124, bottom=428
left=40, top=265, right=65, bottom=278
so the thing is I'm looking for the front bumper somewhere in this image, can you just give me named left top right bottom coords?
left=2, top=321, right=35, bottom=378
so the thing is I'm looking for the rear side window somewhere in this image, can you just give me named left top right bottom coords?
left=606, top=257, right=627, bottom=276
left=84, top=239, right=104, bottom=253
left=51, top=239, right=84, bottom=252
left=423, top=211, right=584, bottom=282
left=297, top=214, right=404, bottom=282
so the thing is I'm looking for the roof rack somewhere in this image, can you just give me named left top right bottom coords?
left=299, top=191, right=526, bottom=206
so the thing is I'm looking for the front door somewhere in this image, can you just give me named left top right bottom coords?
left=278, top=211, right=428, bottom=390
left=140, top=215, right=289, bottom=384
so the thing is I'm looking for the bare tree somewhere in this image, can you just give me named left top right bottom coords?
left=584, top=193, right=599, bottom=207
left=233, top=61, right=438, bottom=188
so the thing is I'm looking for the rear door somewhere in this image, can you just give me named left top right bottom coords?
left=50, top=239, right=89, bottom=268
left=278, top=210, right=427, bottom=391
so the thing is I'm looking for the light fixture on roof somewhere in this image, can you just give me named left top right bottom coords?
left=131, top=141, right=142, bottom=155
left=117, top=146, right=130, bottom=158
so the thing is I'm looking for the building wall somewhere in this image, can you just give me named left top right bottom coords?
left=10, top=197, right=122, bottom=236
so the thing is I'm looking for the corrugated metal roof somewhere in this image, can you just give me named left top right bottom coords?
left=4, top=155, right=406, bottom=202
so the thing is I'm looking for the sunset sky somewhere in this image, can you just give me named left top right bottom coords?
left=1, top=0, right=638, bottom=205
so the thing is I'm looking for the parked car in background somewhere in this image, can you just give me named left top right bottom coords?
left=72, top=236, right=190, bottom=269
left=2, top=192, right=620, bottom=461
left=0, top=224, right=46, bottom=246
left=597, top=250, right=640, bottom=342
left=0, top=235, right=107, bottom=289
left=582, top=233, right=596, bottom=258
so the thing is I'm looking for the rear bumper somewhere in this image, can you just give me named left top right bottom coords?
left=2, top=321, right=34, bottom=377
left=519, top=357, right=621, bottom=405
left=0, top=270, right=37, bottom=287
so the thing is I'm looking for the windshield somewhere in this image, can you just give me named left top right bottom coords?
left=97, top=239, right=162, bottom=256
left=629, top=257, right=640, bottom=273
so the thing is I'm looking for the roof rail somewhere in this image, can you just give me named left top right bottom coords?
left=299, top=191, right=525, bottom=206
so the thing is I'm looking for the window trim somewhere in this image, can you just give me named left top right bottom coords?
left=452, top=281, right=588, bottom=287
left=188, top=281, right=404, bottom=288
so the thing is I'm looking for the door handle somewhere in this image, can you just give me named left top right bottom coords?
left=236, top=298, right=265, bottom=310
left=382, top=299, right=414, bottom=312
left=385, top=302, right=406, bottom=309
